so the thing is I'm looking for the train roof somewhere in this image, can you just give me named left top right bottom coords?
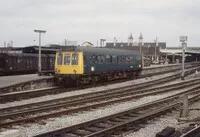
left=22, top=46, right=59, bottom=54
left=0, top=53, right=48, bottom=57
left=60, top=46, right=141, bottom=56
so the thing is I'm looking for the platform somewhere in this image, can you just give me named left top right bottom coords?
left=0, top=74, right=53, bottom=88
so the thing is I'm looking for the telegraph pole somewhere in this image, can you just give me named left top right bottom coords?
left=180, top=36, right=187, bottom=80
left=34, top=29, right=46, bottom=75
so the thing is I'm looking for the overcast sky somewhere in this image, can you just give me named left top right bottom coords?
left=0, top=0, right=200, bottom=47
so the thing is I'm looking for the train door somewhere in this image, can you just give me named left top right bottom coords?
left=0, top=55, right=5, bottom=72
left=46, top=54, right=51, bottom=71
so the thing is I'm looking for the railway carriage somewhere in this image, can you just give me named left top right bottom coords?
left=54, top=46, right=143, bottom=86
left=0, top=53, right=55, bottom=75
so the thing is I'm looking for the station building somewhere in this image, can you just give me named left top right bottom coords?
left=105, top=33, right=166, bottom=64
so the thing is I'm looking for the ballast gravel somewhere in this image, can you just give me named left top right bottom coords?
left=14, top=86, right=197, bottom=137
left=123, top=99, right=200, bottom=137
left=123, top=112, right=180, bottom=137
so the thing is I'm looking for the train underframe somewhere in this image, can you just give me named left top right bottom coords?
left=55, top=69, right=142, bottom=87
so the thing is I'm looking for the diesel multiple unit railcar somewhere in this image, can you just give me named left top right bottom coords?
left=54, top=46, right=144, bottom=86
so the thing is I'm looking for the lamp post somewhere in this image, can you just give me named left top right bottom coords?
left=34, top=29, right=46, bottom=75
left=154, top=37, right=158, bottom=63
left=180, top=36, right=187, bottom=80
left=139, top=33, right=143, bottom=54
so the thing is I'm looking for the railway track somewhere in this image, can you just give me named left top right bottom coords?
left=1, top=75, right=200, bottom=129
left=0, top=62, right=198, bottom=96
left=180, top=125, right=200, bottom=137
left=140, top=62, right=199, bottom=77
left=0, top=64, right=199, bottom=103
left=32, top=89, right=200, bottom=137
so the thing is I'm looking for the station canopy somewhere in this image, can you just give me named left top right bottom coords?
left=160, top=47, right=200, bottom=55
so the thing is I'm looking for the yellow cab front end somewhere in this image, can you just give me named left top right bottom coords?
left=55, top=51, right=84, bottom=77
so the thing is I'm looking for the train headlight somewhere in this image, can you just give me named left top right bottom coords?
left=130, top=66, right=133, bottom=68
left=91, top=66, right=95, bottom=72
left=139, top=64, right=141, bottom=68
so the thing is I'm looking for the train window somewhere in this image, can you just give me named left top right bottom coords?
left=97, top=55, right=105, bottom=64
left=106, top=55, right=111, bottom=63
left=64, top=54, right=70, bottom=65
left=117, top=56, right=121, bottom=63
left=112, top=56, right=117, bottom=63
left=126, top=56, right=130, bottom=62
left=57, top=54, right=63, bottom=65
left=121, top=56, right=126, bottom=62
left=90, top=55, right=97, bottom=64
left=130, top=57, right=135, bottom=63
left=17, top=59, right=20, bottom=63
left=72, top=54, right=79, bottom=65
left=30, top=59, right=32, bottom=66
left=101, top=56, right=105, bottom=63
left=97, top=56, right=101, bottom=63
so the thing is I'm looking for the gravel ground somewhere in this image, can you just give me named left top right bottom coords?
left=123, top=95, right=200, bottom=137
left=11, top=85, right=198, bottom=137
left=0, top=72, right=175, bottom=109
left=123, top=112, right=180, bottom=137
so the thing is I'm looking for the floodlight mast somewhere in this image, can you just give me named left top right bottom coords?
left=34, top=29, right=46, bottom=75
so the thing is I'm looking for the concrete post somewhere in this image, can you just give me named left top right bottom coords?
left=181, top=44, right=185, bottom=80
left=172, top=54, right=175, bottom=63
left=180, top=94, right=189, bottom=118
left=38, top=32, right=41, bottom=73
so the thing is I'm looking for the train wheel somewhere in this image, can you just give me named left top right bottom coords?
left=76, top=80, right=83, bottom=88
left=135, top=72, right=139, bottom=79
left=130, top=72, right=135, bottom=80
left=91, top=76, right=98, bottom=86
